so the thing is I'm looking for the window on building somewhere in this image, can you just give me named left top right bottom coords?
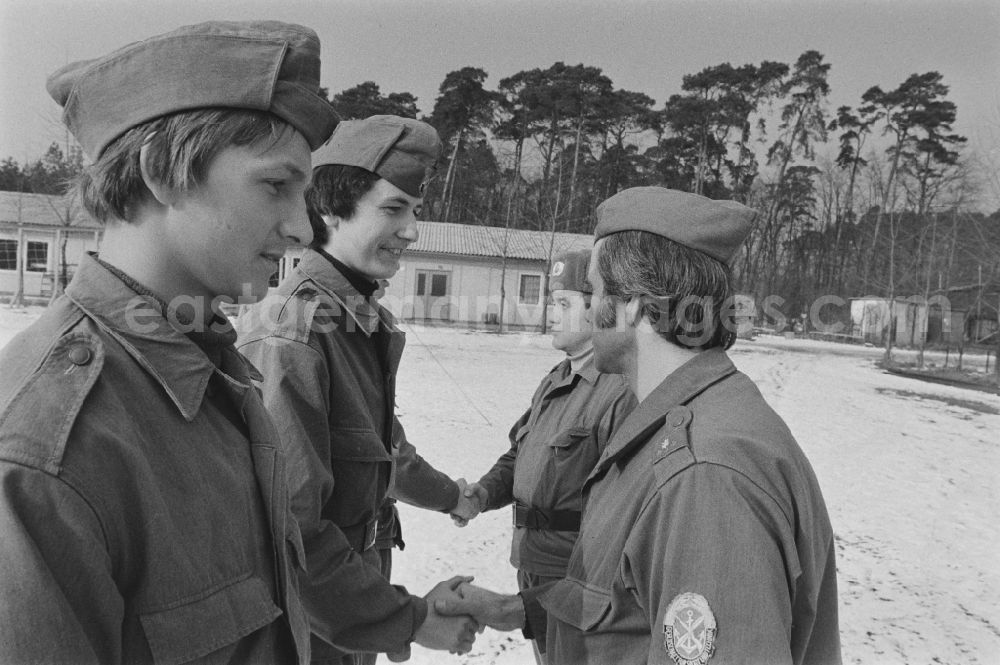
left=26, top=241, right=48, bottom=272
left=0, top=239, right=16, bottom=271
left=430, top=273, right=448, bottom=296
left=519, top=274, right=541, bottom=305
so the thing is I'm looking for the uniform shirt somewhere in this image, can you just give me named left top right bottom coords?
left=236, top=248, right=459, bottom=655
left=477, top=353, right=636, bottom=577
left=0, top=254, right=309, bottom=665
left=531, top=349, right=841, bottom=665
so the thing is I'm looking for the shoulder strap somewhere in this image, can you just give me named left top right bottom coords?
left=0, top=331, right=105, bottom=475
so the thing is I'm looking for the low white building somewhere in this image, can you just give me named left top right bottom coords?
left=279, top=221, right=593, bottom=331
left=848, top=296, right=963, bottom=346
left=1, top=194, right=593, bottom=332
left=849, top=297, right=925, bottom=346
left=0, top=191, right=101, bottom=300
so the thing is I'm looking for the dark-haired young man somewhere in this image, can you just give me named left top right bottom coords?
left=438, top=187, right=842, bottom=665
left=237, top=115, right=479, bottom=664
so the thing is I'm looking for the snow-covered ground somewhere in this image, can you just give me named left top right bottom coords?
left=1, top=305, right=998, bottom=664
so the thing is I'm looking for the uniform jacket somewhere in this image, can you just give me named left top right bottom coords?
left=235, top=249, right=459, bottom=653
left=0, top=255, right=310, bottom=665
left=532, top=349, right=841, bottom=665
left=477, top=353, right=636, bottom=576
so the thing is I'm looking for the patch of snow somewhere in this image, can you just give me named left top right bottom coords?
left=2, top=309, right=997, bottom=663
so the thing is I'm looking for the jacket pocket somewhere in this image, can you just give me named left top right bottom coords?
left=550, top=427, right=591, bottom=450
left=327, top=427, right=391, bottom=526
left=542, top=578, right=613, bottom=632
left=328, top=426, right=391, bottom=462
left=139, top=575, right=281, bottom=665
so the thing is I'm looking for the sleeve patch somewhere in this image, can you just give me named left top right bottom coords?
left=664, top=592, right=717, bottom=665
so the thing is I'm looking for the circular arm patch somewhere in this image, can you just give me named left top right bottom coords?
left=663, top=592, right=717, bottom=665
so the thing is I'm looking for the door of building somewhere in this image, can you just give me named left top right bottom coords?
left=415, top=270, right=451, bottom=321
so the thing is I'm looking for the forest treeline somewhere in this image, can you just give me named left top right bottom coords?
left=3, top=50, right=999, bottom=322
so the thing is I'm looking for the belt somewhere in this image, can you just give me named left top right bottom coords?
left=513, top=502, right=581, bottom=532
left=341, top=517, right=378, bottom=552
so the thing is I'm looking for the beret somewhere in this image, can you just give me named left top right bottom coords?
left=313, top=115, right=441, bottom=197
left=46, top=20, right=338, bottom=158
left=549, top=248, right=592, bottom=294
left=594, top=187, right=757, bottom=264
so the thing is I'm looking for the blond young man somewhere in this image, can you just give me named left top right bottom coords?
left=0, top=23, right=475, bottom=664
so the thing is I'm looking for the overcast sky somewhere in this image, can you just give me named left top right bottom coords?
left=2, top=0, right=998, bottom=203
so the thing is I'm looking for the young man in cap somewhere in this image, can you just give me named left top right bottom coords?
left=437, top=187, right=842, bottom=665
left=458, top=248, right=636, bottom=664
left=0, top=22, right=476, bottom=664
left=237, top=114, right=480, bottom=664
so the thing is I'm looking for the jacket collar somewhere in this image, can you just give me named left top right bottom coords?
left=295, top=248, right=395, bottom=337
left=573, top=349, right=600, bottom=385
left=598, top=348, right=737, bottom=465
left=65, top=253, right=254, bottom=422
left=552, top=352, right=599, bottom=389
left=312, top=247, right=379, bottom=297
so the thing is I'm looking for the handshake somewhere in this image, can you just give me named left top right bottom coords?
left=415, top=576, right=525, bottom=655
left=449, top=479, right=489, bottom=527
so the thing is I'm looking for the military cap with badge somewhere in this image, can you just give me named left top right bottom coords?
left=549, top=248, right=593, bottom=295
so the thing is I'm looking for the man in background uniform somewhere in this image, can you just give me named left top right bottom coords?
left=460, top=248, right=636, bottom=663
left=437, top=187, right=842, bottom=665
left=237, top=115, right=479, bottom=664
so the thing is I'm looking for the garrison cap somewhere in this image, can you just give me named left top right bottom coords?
left=549, top=248, right=592, bottom=294
left=313, top=115, right=442, bottom=197
left=594, top=186, right=757, bottom=264
left=46, top=20, right=338, bottom=158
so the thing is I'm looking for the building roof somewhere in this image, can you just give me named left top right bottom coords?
left=0, top=191, right=100, bottom=230
left=0, top=194, right=593, bottom=254
left=410, top=221, right=591, bottom=261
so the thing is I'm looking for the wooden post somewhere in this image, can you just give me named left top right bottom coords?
left=10, top=226, right=25, bottom=307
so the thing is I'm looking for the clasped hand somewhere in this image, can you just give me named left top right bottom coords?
left=433, top=581, right=525, bottom=632
left=413, top=576, right=482, bottom=655
left=451, top=478, right=489, bottom=526
left=450, top=479, right=488, bottom=527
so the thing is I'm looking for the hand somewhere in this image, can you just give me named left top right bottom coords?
left=413, top=576, right=480, bottom=654
left=451, top=479, right=486, bottom=527
left=434, top=582, right=525, bottom=632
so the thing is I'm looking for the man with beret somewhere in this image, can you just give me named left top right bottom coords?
left=237, top=114, right=480, bottom=664
left=0, top=22, right=477, bottom=664
left=458, top=248, right=636, bottom=664
left=437, top=186, right=842, bottom=664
